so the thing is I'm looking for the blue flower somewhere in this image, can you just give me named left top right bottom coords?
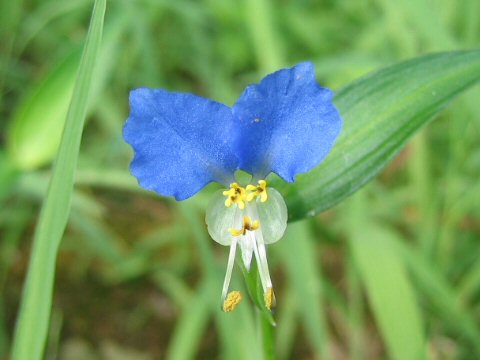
left=123, top=62, right=342, bottom=311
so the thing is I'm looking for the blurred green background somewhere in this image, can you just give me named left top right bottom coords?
left=1, top=0, right=480, bottom=359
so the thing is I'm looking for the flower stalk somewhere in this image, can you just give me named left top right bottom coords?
left=259, top=309, right=276, bottom=360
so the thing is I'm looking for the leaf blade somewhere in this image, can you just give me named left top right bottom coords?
left=10, top=1, right=106, bottom=359
left=349, top=224, right=427, bottom=360
left=279, top=50, right=480, bottom=220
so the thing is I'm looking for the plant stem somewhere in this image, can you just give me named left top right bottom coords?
left=258, top=309, right=276, bottom=360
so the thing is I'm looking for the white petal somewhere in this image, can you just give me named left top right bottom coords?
left=254, top=188, right=288, bottom=244
left=205, top=190, right=241, bottom=245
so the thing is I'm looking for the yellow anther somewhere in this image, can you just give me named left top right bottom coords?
left=245, top=216, right=260, bottom=231
left=246, top=180, right=268, bottom=203
left=223, top=183, right=246, bottom=209
left=265, top=287, right=276, bottom=310
left=228, top=227, right=245, bottom=237
left=223, top=291, right=242, bottom=312
left=228, top=216, right=260, bottom=237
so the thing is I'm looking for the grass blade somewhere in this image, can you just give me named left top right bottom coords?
left=164, top=280, right=212, bottom=360
left=398, top=241, right=480, bottom=355
left=349, top=224, right=427, bottom=360
left=280, top=220, right=331, bottom=359
left=345, top=193, right=427, bottom=360
left=10, top=1, right=106, bottom=359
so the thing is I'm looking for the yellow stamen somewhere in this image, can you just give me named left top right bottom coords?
left=228, top=227, right=245, bottom=237
left=246, top=180, right=268, bottom=203
left=265, top=287, right=276, bottom=310
left=244, top=216, right=260, bottom=231
left=228, top=216, right=260, bottom=237
left=223, top=291, right=242, bottom=312
left=223, top=183, right=246, bottom=209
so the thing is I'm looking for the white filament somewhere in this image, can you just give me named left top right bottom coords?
left=248, top=202, right=273, bottom=292
left=221, top=237, right=238, bottom=301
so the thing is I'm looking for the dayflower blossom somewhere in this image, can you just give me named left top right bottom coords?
left=123, top=62, right=342, bottom=312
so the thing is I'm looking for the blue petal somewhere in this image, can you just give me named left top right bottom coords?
left=232, top=62, right=342, bottom=182
left=123, top=88, right=238, bottom=200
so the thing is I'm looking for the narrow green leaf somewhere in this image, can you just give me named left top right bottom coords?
left=244, top=0, right=283, bottom=72
left=275, top=288, right=297, bottom=360
left=278, top=50, right=480, bottom=220
left=346, top=251, right=365, bottom=360
left=165, top=280, right=212, bottom=360
left=280, top=221, right=331, bottom=359
left=10, top=1, right=106, bottom=359
left=398, top=241, right=480, bottom=355
left=349, top=224, right=427, bottom=360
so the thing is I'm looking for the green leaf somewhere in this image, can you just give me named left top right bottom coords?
left=349, top=224, right=427, bottom=360
left=398, top=240, right=480, bottom=355
left=277, top=50, right=480, bottom=220
left=10, top=1, right=106, bottom=359
left=164, top=280, right=213, bottom=360
left=279, top=221, right=331, bottom=359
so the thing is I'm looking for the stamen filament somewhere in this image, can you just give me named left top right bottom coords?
left=256, top=235, right=273, bottom=289
left=221, top=237, right=238, bottom=301
left=251, top=232, right=270, bottom=292
left=220, top=208, right=242, bottom=311
left=248, top=202, right=275, bottom=309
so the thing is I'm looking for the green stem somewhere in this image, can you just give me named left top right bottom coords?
left=258, top=309, right=276, bottom=360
